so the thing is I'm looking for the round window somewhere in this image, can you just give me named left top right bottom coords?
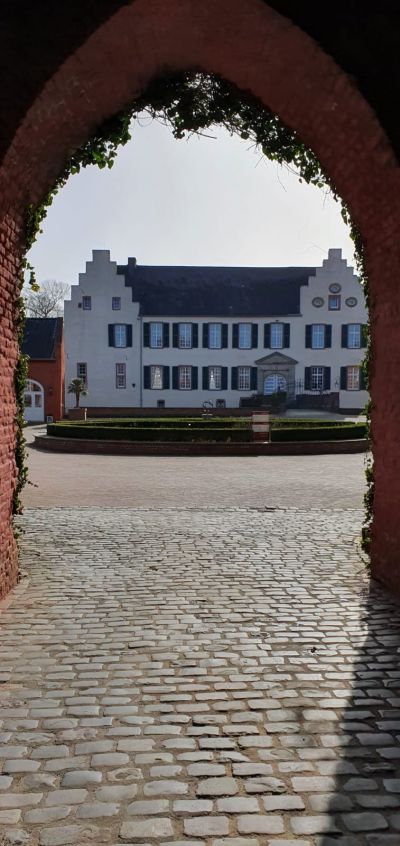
left=312, top=297, right=324, bottom=307
left=329, top=283, right=341, bottom=293
left=345, top=296, right=357, bottom=307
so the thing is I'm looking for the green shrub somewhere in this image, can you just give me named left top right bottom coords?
left=47, top=424, right=252, bottom=443
left=271, top=423, right=366, bottom=442
left=62, top=417, right=249, bottom=429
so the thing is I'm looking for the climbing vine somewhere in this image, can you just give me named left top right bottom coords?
left=17, top=70, right=371, bottom=548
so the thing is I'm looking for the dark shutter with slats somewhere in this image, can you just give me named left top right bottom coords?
left=172, top=323, right=179, bottom=348
left=360, top=366, right=367, bottom=390
left=222, top=324, right=228, bottom=349
left=172, top=367, right=179, bottom=389
left=163, top=366, right=170, bottom=390
left=202, top=367, right=208, bottom=389
left=341, top=325, right=348, bottom=348
left=163, top=323, right=169, bottom=347
left=251, top=324, right=258, bottom=348
left=126, top=325, right=132, bottom=347
left=304, top=367, right=311, bottom=390
left=325, top=325, right=332, bottom=348
left=143, top=366, right=150, bottom=389
left=283, top=324, right=290, bottom=348
left=202, top=324, right=209, bottom=348
left=108, top=325, right=114, bottom=347
left=143, top=323, right=150, bottom=347
left=232, top=325, right=239, bottom=349
left=340, top=367, right=347, bottom=389
left=221, top=367, right=228, bottom=390
left=250, top=368, right=258, bottom=391
left=361, top=324, right=368, bottom=348
left=231, top=367, right=238, bottom=390
left=305, top=326, right=312, bottom=348
left=191, top=367, right=198, bottom=390
left=264, top=324, right=271, bottom=348
left=324, top=367, right=331, bottom=390
left=192, top=324, right=198, bottom=348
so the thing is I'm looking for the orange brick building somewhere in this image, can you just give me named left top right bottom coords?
left=22, top=318, right=64, bottom=423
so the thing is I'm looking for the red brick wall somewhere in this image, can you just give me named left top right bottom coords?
left=1, top=0, right=400, bottom=594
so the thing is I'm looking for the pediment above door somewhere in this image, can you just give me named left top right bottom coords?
left=254, top=352, right=298, bottom=366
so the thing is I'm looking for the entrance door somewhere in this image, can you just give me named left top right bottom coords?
left=23, top=380, right=45, bottom=423
left=263, top=373, right=287, bottom=395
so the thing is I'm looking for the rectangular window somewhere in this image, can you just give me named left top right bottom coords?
left=116, top=363, right=126, bottom=389
left=82, top=296, right=91, bottom=310
left=208, top=366, right=222, bottom=390
left=311, top=324, right=325, bottom=349
left=157, top=400, right=165, bottom=408
left=347, top=366, right=360, bottom=390
left=347, top=323, right=361, bottom=348
left=150, top=322, right=163, bottom=348
left=238, top=366, right=251, bottom=390
left=329, top=294, right=341, bottom=310
left=178, top=323, right=192, bottom=349
left=311, top=366, right=324, bottom=391
left=238, top=323, right=252, bottom=349
left=150, top=365, right=163, bottom=389
left=270, top=323, right=283, bottom=349
left=112, top=297, right=121, bottom=310
left=216, top=399, right=226, bottom=409
left=208, top=323, right=222, bottom=349
left=179, top=365, right=192, bottom=390
left=77, top=362, right=87, bottom=385
left=114, top=324, right=127, bottom=347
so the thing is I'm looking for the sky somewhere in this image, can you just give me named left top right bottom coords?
left=27, top=117, right=355, bottom=289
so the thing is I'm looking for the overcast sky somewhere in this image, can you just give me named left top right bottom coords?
left=27, top=117, right=355, bottom=288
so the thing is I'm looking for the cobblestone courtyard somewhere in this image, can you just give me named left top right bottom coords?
left=1, top=449, right=400, bottom=845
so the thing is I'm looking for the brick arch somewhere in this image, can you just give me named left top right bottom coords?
left=1, top=0, right=400, bottom=595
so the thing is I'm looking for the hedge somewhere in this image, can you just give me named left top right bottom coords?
left=61, top=417, right=248, bottom=429
left=47, top=424, right=252, bottom=443
left=270, top=423, right=366, bottom=442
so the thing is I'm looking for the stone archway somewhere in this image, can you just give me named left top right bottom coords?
left=1, top=0, right=400, bottom=596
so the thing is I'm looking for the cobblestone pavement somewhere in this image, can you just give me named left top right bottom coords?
left=1, top=505, right=400, bottom=846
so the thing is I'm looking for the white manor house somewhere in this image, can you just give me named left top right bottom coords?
left=64, top=248, right=368, bottom=413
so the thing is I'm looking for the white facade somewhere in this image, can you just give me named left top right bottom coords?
left=64, top=248, right=368, bottom=412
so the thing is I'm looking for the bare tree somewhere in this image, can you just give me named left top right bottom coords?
left=25, top=279, right=70, bottom=318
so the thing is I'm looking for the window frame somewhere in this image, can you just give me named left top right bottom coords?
left=347, top=323, right=361, bottom=349
left=238, top=323, right=252, bottom=349
left=208, top=365, right=222, bottom=390
left=77, top=362, right=88, bottom=385
left=238, top=366, right=251, bottom=391
left=115, top=362, right=126, bottom=389
left=178, top=365, right=192, bottom=390
left=311, top=366, right=324, bottom=391
left=114, top=324, right=127, bottom=348
left=112, top=296, right=121, bottom=311
left=328, top=294, right=341, bottom=311
left=178, top=323, right=193, bottom=349
left=270, top=323, right=284, bottom=350
left=208, top=323, right=222, bottom=349
left=150, top=322, right=163, bottom=349
left=311, top=324, right=325, bottom=349
left=150, top=365, right=163, bottom=390
left=346, top=365, right=360, bottom=391
left=82, top=295, right=92, bottom=310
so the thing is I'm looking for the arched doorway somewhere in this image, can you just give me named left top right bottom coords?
left=0, top=0, right=400, bottom=594
left=263, top=373, right=287, bottom=396
left=23, top=379, right=44, bottom=424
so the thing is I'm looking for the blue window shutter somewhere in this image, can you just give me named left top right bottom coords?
left=361, top=324, right=368, bottom=348
left=191, top=367, right=198, bottom=390
left=222, top=324, right=228, bottom=348
left=163, top=366, right=170, bottom=390
left=284, top=324, right=290, bottom=348
left=231, top=367, right=238, bottom=390
left=305, top=326, right=312, bottom=348
left=251, top=324, right=258, bottom=348
left=232, top=324, right=239, bottom=348
left=264, top=324, right=271, bottom=348
left=172, top=323, right=179, bottom=348
left=221, top=367, right=228, bottom=390
left=341, top=325, right=348, bottom=348
left=143, top=323, right=150, bottom=347
left=108, top=325, right=114, bottom=347
left=172, top=367, right=179, bottom=389
left=143, top=366, right=150, bottom=389
left=250, top=367, right=258, bottom=391
left=325, top=325, right=332, bottom=348
left=192, top=324, right=198, bottom=348
left=126, top=325, right=132, bottom=347
left=340, top=367, right=347, bottom=389
left=203, top=324, right=209, bottom=348
left=304, top=367, right=311, bottom=390
left=163, top=323, right=169, bottom=347
left=324, top=367, right=331, bottom=390
left=202, top=367, right=208, bottom=389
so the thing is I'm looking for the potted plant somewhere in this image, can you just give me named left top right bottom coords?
left=67, top=378, right=88, bottom=420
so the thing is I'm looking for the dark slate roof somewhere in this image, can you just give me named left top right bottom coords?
left=117, top=261, right=316, bottom=317
left=22, top=317, right=63, bottom=359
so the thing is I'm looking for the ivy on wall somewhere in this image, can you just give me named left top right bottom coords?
left=17, top=70, right=372, bottom=546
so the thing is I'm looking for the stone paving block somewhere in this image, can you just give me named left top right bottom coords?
left=120, top=819, right=174, bottom=840
left=184, top=816, right=230, bottom=836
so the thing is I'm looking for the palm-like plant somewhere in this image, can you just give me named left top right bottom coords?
left=67, top=378, right=88, bottom=408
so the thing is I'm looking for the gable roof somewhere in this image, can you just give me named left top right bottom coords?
left=22, top=317, right=63, bottom=359
left=118, top=261, right=316, bottom=317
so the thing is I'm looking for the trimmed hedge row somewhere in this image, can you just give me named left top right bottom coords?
left=69, top=417, right=248, bottom=429
left=48, top=424, right=252, bottom=443
left=270, top=423, right=366, bottom=442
